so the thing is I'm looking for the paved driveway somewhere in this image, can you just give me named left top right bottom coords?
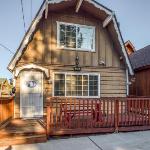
left=1, top=131, right=150, bottom=150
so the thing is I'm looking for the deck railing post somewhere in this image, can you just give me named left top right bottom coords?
left=46, top=105, right=51, bottom=138
left=114, top=99, right=119, bottom=133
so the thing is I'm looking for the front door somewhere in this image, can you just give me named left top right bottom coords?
left=20, top=70, right=43, bottom=118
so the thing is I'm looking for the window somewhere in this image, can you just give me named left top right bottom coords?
left=54, top=73, right=100, bottom=98
left=57, top=22, right=95, bottom=51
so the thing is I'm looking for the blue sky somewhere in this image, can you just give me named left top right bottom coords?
left=0, top=0, right=150, bottom=79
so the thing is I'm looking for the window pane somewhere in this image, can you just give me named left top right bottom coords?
left=54, top=73, right=99, bottom=97
left=77, top=26, right=94, bottom=50
left=83, top=86, right=88, bottom=91
left=89, top=75, right=98, bottom=96
left=66, top=74, right=84, bottom=96
left=59, top=24, right=66, bottom=47
left=83, top=91, right=88, bottom=96
left=83, top=75, right=88, bottom=81
left=59, top=24, right=76, bottom=48
left=54, top=74, right=65, bottom=96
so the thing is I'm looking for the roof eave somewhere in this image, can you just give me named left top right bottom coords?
left=112, top=15, right=134, bottom=75
left=7, top=0, right=46, bottom=72
left=8, top=0, right=134, bottom=76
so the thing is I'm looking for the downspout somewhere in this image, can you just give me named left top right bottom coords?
left=126, top=69, right=129, bottom=96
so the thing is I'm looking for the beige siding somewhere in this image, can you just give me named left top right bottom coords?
left=17, top=10, right=122, bottom=68
left=14, top=9, right=127, bottom=117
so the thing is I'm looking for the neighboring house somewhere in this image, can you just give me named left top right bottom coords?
left=129, top=45, right=150, bottom=96
left=7, top=0, right=133, bottom=119
left=125, top=40, right=135, bottom=55
left=0, top=78, right=12, bottom=97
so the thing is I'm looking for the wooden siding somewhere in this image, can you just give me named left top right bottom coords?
left=130, top=68, right=150, bottom=96
left=14, top=67, right=126, bottom=118
left=14, top=9, right=127, bottom=117
left=17, top=10, right=123, bottom=68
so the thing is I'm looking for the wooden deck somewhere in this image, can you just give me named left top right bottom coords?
left=0, top=119, right=47, bottom=147
left=46, top=97, right=150, bottom=136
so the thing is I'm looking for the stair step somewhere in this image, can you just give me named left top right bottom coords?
left=0, top=134, right=47, bottom=147
left=0, top=130, right=46, bottom=139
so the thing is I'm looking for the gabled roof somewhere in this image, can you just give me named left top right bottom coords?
left=130, top=45, right=150, bottom=70
left=7, top=0, right=134, bottom=75
left=125, top=40, right=135, bottom=55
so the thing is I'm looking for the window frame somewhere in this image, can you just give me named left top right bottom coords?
left=57, top=21, right=96, bottom=52
left=53, top=72, right=100, bottom=98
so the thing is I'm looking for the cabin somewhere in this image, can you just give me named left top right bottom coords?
left=6, top=1, right=150, bottom=145
left=129, top=45, right=150, bottom=96
left=8, top=0, right=133, bottom=119
left=3, top=0, right=150, bottom=146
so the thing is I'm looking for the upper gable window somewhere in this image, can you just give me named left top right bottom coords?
left=57, top=22, right=95, bottom=51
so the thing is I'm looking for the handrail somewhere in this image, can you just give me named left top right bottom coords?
left=46, top=97, right=150, bottom=136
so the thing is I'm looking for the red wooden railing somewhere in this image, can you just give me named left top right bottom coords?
left=0, top=96, right=14, bottom=126
left=46, top=97, right=150, bottom=136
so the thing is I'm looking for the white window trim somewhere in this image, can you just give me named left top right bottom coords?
left=57, top=21, right=96, bottom=52
left=53, top=72, right=100, bottom=98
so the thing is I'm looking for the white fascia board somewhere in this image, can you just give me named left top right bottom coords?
left=48, top=0, right=72, bottom=4
left=84, top=0, right=112, bottom=15
left=8, top=1, right=46, bottom=71
left=112, top=17, right=134, bottom=75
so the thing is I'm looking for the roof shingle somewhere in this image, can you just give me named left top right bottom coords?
left=130, top=45, right=150, bottom=70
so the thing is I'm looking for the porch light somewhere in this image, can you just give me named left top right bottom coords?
left=99, top=59, right=105, bottom=65
left=73, top=56, right=81, bottom=71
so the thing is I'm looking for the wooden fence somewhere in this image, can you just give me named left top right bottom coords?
left=0, top=97, right=14, bottom=126
left=46, top=97, right=150, bottom=136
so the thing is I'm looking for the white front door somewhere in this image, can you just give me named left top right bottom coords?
left=20, top=70, right=43, bottom=118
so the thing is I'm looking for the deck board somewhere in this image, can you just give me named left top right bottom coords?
left=0, top=119, right=47, bottom=147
